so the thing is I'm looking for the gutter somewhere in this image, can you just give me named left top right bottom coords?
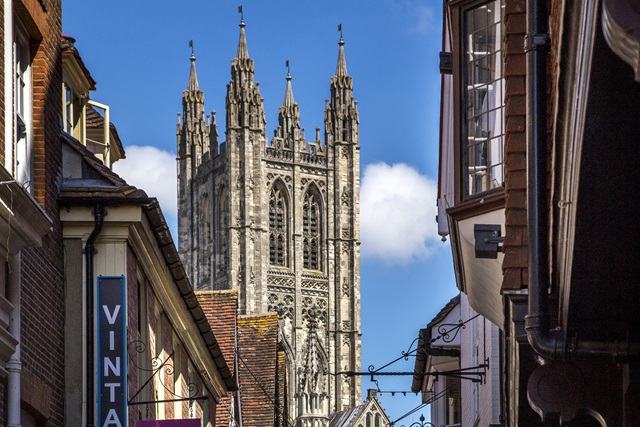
left=523, top=0, right=640, bottom=362
left=142, top=199, right=236, bottom=391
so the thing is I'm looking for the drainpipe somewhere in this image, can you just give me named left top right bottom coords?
left=85, top=204, right=105, bottom=427
left=523, top=0, right=640, bottom=362
left=522, top=0, right=566, bottom=361
left=7, top=254, right=21, bottom=427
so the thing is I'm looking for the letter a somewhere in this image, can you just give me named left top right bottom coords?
left=102, top=409, right=122, bottom=427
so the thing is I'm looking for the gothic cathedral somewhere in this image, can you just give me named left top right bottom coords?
left=177, top=19, right=361, bottom=426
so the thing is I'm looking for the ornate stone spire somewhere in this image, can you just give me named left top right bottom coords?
left=237, top=18, right=249, bottom=59
left=272, top=63, right=302, bottom=149
left=188, top=51, right=199, bottom=91
left=227, top=15, right=264, bottom=130
left=336, top=36, right=348, bottom=77
left=325, top=29, right=358, bottom=146
left=297, top=312, right=328, bottom=426
left=284, top=63, right=294, bottom=109
left=181, top=46, right=206, bottom=150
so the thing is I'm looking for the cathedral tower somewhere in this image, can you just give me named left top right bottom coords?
left=177, top=20, right=361, bottom=425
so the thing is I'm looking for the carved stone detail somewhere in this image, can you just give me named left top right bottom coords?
left=301, top=297, right=328, bottom=327
left=267, top=293, right=295, bottom=320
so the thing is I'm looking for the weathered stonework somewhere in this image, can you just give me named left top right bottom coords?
left=177, top=20, right=361, bottom=425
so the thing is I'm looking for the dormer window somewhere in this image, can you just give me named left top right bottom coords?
left=461, top=0, right=505, bottom=198
left=63, top=80, right=85, bottom=140
left=61, top=35, right=125, bottom=168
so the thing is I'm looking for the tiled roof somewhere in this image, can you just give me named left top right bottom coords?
left=85, top=105, right=125, bottom=160
left=60, top=132, right=142, bottom=198
left=328, top=404, right=364, bottom=427
left=197, top=290, right=238, bottom=377
left=61, top=34, right=96, bottom=90
left=238, top=313, right=279, bottom=427
left=329, top=391, right=390, bottom=427
left=198, top=290, right=239, bottom=427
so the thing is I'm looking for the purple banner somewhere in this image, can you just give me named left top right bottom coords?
left=137, top=420, right=201, bottom=427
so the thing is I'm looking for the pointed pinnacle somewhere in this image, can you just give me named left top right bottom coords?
left=188, top=51, right=199, bottom=90
left=284, top=68, right=294, bottom=107
left=336, top=36, right=348, bottom=76
left=237, top=19, right=249, bottom=59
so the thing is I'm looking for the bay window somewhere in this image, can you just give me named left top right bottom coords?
left=461, top=0, right=504, bottom=198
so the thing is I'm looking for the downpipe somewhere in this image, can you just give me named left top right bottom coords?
left=523, top=0, right=640, bottom=362
left=85, top=204, right=105, bottom=427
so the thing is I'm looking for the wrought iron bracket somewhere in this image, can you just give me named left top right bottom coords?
left=127, top=340, right=207, bottom=407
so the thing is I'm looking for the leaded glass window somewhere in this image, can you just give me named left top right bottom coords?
left=463, top=0, right=505, bottom=198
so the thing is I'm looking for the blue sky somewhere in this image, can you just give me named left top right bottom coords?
left=63, top=0, right=458, bottom=423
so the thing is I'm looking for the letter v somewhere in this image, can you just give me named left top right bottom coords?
left=102, top=305, right=121, bottom=325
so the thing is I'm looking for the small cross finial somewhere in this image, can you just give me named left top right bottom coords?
left=189, top=40, right=195, bottom=58
left=286, top=60, right=290, bottom=76
left=238, top=5, right=244, bottom=22
left=338, top=23, right=343, bottom=39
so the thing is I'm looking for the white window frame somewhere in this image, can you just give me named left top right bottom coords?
left=460, top=0, right=505, bottom=199
left=14, top=19, right=32, bottom=193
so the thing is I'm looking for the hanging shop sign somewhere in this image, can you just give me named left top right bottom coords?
left=98, top=276, right=127, bottom=427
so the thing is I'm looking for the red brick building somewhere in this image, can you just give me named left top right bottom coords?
left=1, top=0, right=65, bottom=425
left=438, top=0, right=640, bottom=424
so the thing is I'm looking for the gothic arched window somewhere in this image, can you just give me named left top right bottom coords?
left=216, top=186, right=228, bottom=276
left=303, top=188, right=322, bottom=270
left=200, top=194, right=211, bottom=287
left=269, top=183, right=288, bottom=267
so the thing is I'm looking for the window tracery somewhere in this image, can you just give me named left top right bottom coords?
left=269, top=183, right=288, bottom=266
left=303, top=189, right=322, bottom=270
left=216, top=187, right=228, bottom=275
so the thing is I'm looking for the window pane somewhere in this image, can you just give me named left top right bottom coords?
left=462, top=0, right=505, bottom=198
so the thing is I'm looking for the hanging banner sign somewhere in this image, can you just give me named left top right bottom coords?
left=137, top=420, right=201, bottom=427
left=98, top=276, right=127, bottom=427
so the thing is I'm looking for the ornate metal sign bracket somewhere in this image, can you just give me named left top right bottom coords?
left=127, top=340, right=208, bottom=407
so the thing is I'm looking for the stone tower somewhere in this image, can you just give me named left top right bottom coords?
left=177, top=19, right=361, bottom=426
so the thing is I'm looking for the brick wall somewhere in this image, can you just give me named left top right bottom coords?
left=0, top=5, right=5, bottom=165
left=502, top=0, right=529, bottom=291
left=502, top=0, right=559, bottom=292
left=16, top=0, right=65, bottom=425
left=127, top=250, right=216, bottom=424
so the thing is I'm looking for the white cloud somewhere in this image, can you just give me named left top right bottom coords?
left=360, top=162, right=440, bottom=264
left=386, top=0, right=436, bottom=34
left=113, top=145, right=177, bottom=218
